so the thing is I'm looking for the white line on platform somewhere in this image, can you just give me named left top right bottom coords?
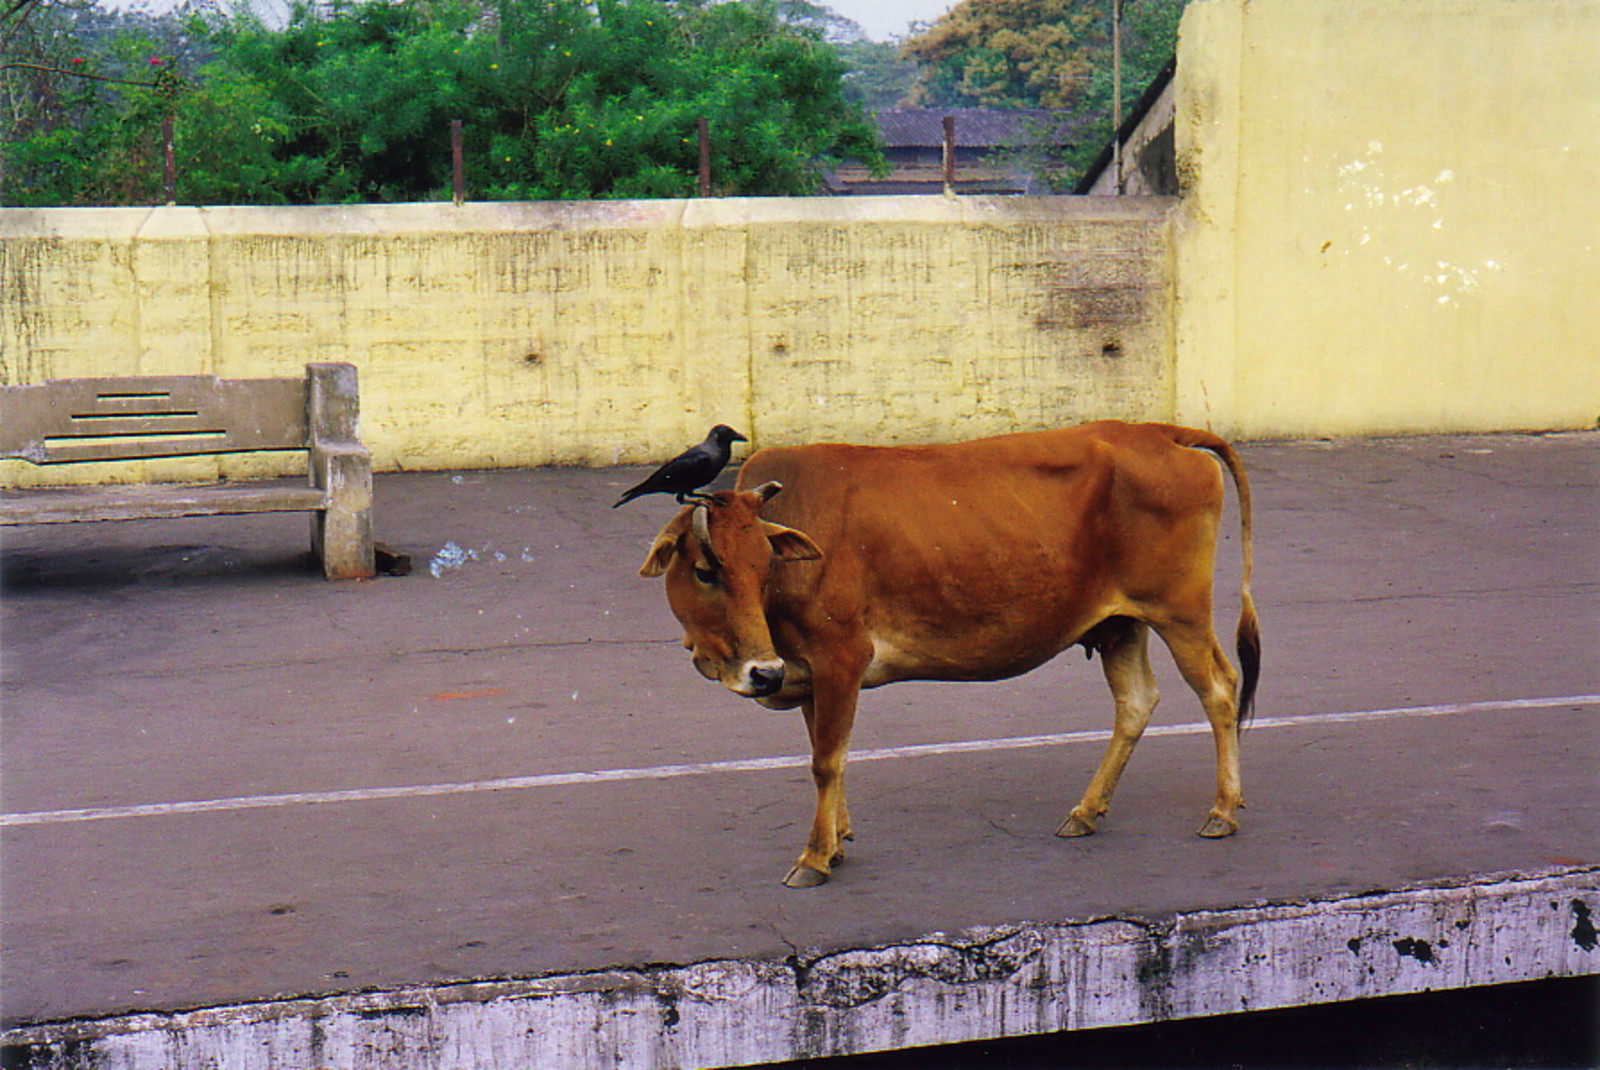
left=4, top=694, right=1595, bottom=829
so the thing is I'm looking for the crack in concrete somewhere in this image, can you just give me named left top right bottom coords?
left=795, top=926, right=1050, bottom=1010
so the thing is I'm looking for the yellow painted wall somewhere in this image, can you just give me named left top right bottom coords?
left=1174, top=0, right=1600, bottom=438
left=0, top=197, right=1175, bottom=485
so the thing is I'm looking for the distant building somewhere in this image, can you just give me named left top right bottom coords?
left=825, top=108, right=1080, bottom=196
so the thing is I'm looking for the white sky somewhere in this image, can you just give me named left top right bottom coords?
left=828, top=0, right=955, bottom=41
left=99, top=0, right=956, bottom=41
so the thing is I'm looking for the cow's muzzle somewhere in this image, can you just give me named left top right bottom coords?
left=733, top=659, right=785, bottom=698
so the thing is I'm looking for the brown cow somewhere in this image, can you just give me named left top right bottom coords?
left=640, top=421, right=1260, bottom=887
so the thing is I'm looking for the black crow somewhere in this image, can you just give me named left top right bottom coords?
left=612, top=425, right=748, bottom=508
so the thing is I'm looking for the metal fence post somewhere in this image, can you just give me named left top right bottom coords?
left=451, top=119, right=465, bottom=205
left=698, top=117, right=711, bottom=197
left=942, top=114, right=956, bottom=194
left=162, top=115, right=175, bottom=204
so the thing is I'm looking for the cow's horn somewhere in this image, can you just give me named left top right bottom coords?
left=691, top=501, right=713, bottom=550
left=751, top=481, right=783, bottom=503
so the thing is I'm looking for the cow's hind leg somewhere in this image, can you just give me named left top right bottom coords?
left=1058, top=619, right=1160, bottom=838
left=1154, top=618, right=1244, bottom=837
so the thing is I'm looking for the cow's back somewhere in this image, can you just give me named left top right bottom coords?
left=736, top=422, right=1227, bottom=684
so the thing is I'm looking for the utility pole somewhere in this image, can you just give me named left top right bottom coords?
left=1112, top=0, right=1124, bottom=194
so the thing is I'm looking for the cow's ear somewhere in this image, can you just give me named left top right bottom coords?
left=640, top=514, right=690, bottom=577
left=763, top=521, right=823, bottom=563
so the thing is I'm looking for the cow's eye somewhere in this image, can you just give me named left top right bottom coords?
left=693, top=563, right=717, bottom=586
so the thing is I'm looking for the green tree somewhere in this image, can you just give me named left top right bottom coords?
left=2, top=0, right=215, bottom=204
left=904, top=0, right=1100, bottom=109
left=834, top=38, right=921, bottom=110
left=3, top=0, right=884, bottom=205
left=902, top=0, right=1185, bottom=185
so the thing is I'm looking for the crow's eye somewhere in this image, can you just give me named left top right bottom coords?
left=693, top=563, right=717, bottom=586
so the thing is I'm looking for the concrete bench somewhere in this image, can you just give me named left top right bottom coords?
left=0, top=362, right=376, bottom=580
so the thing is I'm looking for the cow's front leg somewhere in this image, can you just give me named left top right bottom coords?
left=784, top=673, right=861, bottom=888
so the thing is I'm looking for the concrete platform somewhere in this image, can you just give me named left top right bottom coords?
left=2, top=433, right=1597, bottom=1066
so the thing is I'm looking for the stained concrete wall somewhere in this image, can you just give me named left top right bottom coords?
left=1173, top=0, right=1600, bottom=439
left=0, top=197, right=1173, bottom=486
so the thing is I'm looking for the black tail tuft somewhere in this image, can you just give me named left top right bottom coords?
left=1235, top=609, right=1261, bottom=730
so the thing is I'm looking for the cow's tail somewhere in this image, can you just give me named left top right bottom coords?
left=1166, top=425, right=1261, bottom=727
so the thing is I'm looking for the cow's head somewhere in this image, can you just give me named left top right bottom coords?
left=640, top=482, right=822, bottom=698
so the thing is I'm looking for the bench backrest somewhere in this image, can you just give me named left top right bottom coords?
left=0, top=364, right=356, bottom=465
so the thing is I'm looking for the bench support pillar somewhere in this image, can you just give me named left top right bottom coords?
left=308, top=363, right=376, bottom=580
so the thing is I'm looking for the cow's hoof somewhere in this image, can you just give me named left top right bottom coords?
left=783, top=864, right=829, bottom=888
left=1055, top=814, right=1096, bottom=838
left=1197, top=813, right=1239, bottom=838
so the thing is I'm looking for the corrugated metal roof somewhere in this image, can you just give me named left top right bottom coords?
left=873, top=108, right=1078, bottom=149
